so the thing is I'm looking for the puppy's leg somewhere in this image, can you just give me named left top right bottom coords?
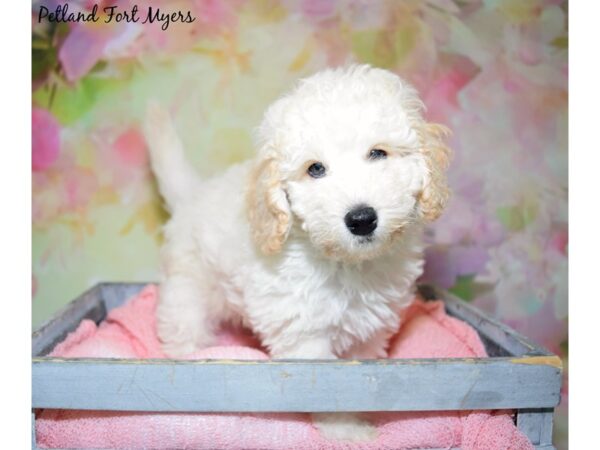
left=312, top=412, right=378, bottom=442
left=271, top=338, right=378, bottom=442
left=306, top=331, right=397, bottom=442
left=270, top=337, right=335, bottom=359
left=157, top=273, right=216, bottom=358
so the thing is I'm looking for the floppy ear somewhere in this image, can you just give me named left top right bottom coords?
left=416, top=123, right=452, bottom=222
left=246, top=154, right=292, bottom=255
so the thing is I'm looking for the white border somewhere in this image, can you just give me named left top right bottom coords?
left=1, top=1, right=32, bottom=448
left=570, top=0, right=597, bottom=448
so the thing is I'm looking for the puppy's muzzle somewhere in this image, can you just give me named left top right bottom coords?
left=344, top=205, right=378, bottom=236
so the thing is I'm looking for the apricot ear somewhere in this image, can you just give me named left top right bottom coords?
left=417, top=123, right=452, bottom=221
left=246, top=156, right=292, bottom=255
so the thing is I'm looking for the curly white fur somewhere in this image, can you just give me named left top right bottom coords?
left=144, top=65, right=451, bottom=441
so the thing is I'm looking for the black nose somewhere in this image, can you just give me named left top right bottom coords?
left=344, top=206, right=378, bottom=236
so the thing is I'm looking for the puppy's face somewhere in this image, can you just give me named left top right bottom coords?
left=247, top=66, right=450, bottom=261
left=283, top=105, right=427, bottom=261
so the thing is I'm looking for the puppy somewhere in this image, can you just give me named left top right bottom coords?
left=144, top=65, right=451, bottom=441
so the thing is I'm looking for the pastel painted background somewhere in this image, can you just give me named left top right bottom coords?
left=32, top=0, right=568, bottom=446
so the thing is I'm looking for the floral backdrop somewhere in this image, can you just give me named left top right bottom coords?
left=32, top=0, right=568, bottom=446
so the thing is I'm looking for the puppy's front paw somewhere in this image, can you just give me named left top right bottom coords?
left=312, top=412, right=378, bottom=442
left=157, top=317, right=215, bottom=358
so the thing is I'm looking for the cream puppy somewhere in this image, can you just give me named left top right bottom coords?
left=144, top=65, right=451, bottom=441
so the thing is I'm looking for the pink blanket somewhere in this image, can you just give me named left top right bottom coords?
left=36, top=285, right=533, bottom=449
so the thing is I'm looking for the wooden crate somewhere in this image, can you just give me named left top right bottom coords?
left=32, top=283, right=563, bottom=450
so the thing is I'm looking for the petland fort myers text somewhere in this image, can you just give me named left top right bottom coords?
left=37, top=3, right=196, bottom=31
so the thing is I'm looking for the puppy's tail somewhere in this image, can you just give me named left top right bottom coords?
left=143, top=102, right=200, bottom=211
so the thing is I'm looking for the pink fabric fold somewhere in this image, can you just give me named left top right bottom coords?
left=36, top=285, right=533, bottom=449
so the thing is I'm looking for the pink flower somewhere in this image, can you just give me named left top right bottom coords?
left=32, top=108, right=61, bottom=172
left=63, top=166, right=98, bottom=210
left=423, top=58, right=478, bottom=123
left=195, top=0, right=238, bottom=29
left=302, top=0, right=337, bottom=22
left=113, top=128, right=148, bottom=167
left=547, top=226, right=568, bottom=256
left=59, top=22, right=114, bottom=82
left=91, top=125, right=152, bottom=197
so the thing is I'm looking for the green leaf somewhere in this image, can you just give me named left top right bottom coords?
left=496, top=203, right=538, bottom=232
left=33, top=81, right=94, bottom=124
left=449, top=275, right=476, bottom=302
left=559, top=338, right=568, bottom=357
left=551, top=36, right=568, bottom=50
left=351, top=30, right=393, bottom=68
left=32, top=47, right=57, bottom=83
left=32, top=30, right=59, bottom=83
left=393, top=25, right=417, bottom=65
left=351, top=22, right=418, bottom=69
left=32, top=74, right=123, bottom=125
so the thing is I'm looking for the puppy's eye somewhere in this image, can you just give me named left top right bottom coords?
left=369, top=149, right=387, bottom=160
left=307, top=162, right=326, bottom=178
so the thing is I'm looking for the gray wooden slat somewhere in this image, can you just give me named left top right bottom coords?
left=477, top=333, right=512, bottom=357
left=517, top=408, right=555, bottom=446
left=32, top=356, right=561, bottom=413
left=98, top=282, right=148, bottom=311
left=31, top=283, right=148, bottom=358
left=540, top=409, right=555, bottom=446
left=518, top=410, right=543, bottom=444
left=31, top=285, right=106, bottom=357
left=434, top=288, right=552, bottom=357
left=31, top=412, right=36, bottom=449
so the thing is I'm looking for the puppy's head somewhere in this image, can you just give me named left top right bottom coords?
left=247, top=65, right=451, bottom=261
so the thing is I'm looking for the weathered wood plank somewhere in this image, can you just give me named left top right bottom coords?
left=33, top=356, right=562, bottom=413
left=31, top=283, right=147, bottom=358
left=98, top=282, right=148, bottom=311
left=539, top=409, right=555, bottom=446
left=517, top=408, right=555, bottom=446
left=31, top=412, right=36, bottom=449
left=31, top=285, right=106, bottom=357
